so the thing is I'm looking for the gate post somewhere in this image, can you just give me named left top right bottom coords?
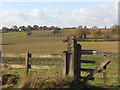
left=76, top=44, right=81, bottom=78
left=67, top=36, right=77, bottom=77
left=62, top=51, right=70, bottom=77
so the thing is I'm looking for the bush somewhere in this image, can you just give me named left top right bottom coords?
left=91, top=29, right=102, bottom=39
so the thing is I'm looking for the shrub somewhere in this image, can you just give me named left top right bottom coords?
left=91, top=29, right=102, bottom=39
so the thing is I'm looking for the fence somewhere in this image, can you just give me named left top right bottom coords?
left=2, top=37, right=119, bottom=87
left=62, top=36, right=118, bottom=87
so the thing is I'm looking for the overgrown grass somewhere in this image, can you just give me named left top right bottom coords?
left=2, top=67, right=104, bottom=88
left=2, top=56, right=119, bottom=88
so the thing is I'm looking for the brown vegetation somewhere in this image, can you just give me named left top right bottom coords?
left=91, top=29, right=102, bottom=38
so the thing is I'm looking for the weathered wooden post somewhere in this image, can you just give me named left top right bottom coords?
left=76, top=44, right=81, bottom=78
left=103, top=54, right=107, bottom=87
left=62, top=36, right=98, bottom=79
left=67, top=36, right=77, bottom=77
left=62, top=51, right=66, bottom=77
left=25, top=52, right=31, bottom=75
left=62, top=51, right=70, bottom=77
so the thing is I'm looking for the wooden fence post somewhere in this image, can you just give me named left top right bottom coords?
left=25, top=52, right=29, bottom=75
left=76, top=44, right=81, bottom=78
left=25, top=52, right=31, bottom=75
left=103, top=54, right=107, bottom=87
left=62, top=51, right=70, bottom=77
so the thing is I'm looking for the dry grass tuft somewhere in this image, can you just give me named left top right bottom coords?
left=2, top=74, right=19, bottom=88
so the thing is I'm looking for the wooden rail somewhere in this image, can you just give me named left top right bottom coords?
left=62, top=36, right=115, bottom=87
left=81, top=60, right=95, bottom=64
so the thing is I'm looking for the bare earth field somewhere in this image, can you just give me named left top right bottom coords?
left=2, top=32, right=118, bottom=55
left=2, top=32, right=118, bottom=57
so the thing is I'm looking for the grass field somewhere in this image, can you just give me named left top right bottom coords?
left=2, top=32, right=118, bottom=56
left=2, top=56, right=119, bottom=88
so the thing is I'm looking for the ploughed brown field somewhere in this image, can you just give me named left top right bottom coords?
left=2, top=32, right=118, bottom=56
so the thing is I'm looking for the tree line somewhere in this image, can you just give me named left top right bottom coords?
left=65, top=24, right=119, bottom=40
left=1, top=25, right=62, bottom=33
left=1, top=24, right=101, bottom=33
left=2, top=24, right=119, bottom=40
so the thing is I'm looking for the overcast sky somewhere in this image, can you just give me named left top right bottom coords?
left=0, top=2, right=118, bottom=29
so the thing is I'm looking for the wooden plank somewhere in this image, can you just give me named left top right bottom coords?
left=81, top=68, right=94, bottom=72
left=83, top=59, right=111, bottom=82
left=81, top=60, right=95, bottom=64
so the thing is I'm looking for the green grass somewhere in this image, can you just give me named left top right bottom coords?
left=2, top=67, right=62, bottom=88
left=2, top=68, right=61, bottom=77
left=3, top=32, right=27, bottom=40
left=2, top=56, right=119, bottom=88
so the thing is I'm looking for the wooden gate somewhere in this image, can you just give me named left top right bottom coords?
left=62, top=36, right=111, bottom=83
